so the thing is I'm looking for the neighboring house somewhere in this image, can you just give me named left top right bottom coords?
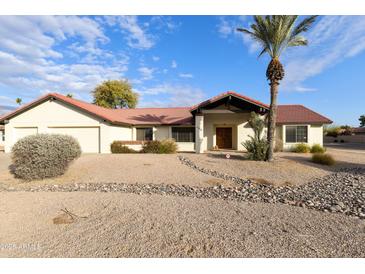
left=353, top=127, right=365, bottom=135
left=0, top=92, right=332, bottom=153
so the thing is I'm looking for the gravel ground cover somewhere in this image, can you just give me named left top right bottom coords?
left=0, top=153, right=231, bottom=188
left=181, top=152, right=331, bottom=186
left=0, top=192, right=364, bottom=258
left=1, top=159, right=364, bottom=219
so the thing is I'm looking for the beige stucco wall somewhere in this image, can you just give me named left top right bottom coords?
left=3, top=99, right=132, bottom=153
left=101, top=124, right=132, bottom=153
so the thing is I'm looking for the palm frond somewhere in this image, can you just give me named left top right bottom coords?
left=236, top=15, right=317, bottom=59
left=292, top=15, right=318, bottom=37
left=287, top=36, right=308, bottom=47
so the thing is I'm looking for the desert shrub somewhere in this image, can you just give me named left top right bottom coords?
left=310, top=144, right=326, bottom=154
left=242, top=112, right=269, bottom=161
left=292, top=143, right=311, bottom=153
left=141, top=140, right=161, bottom=153
left=311, top=153, right=335, bottom=166
left=11, top=134, right=81, bottom=180
left=141, top=139, right=177, bottom=154
left=159, top=139, right=178, bottom=154
left=110, top=141, right=137, bottom=153
left=274, top=138, right=283, bottom=152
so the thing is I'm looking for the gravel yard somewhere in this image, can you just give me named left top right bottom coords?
left=0, top=191, right=364, bottom=258
left=181, top=152, right=330, bottom=186
left=181, top=147, right=365, bottom=186
left=0, top=153, right=232, bottom=188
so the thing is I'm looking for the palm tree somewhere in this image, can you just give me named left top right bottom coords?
left=15, top=97, right=22, bottom=105
left=237, top=15, right=317, bottom=161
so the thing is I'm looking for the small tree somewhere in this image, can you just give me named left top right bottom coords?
left=359, top=115, right=365, bottom=127
left=339, top=125, right=353, bottom=135
left=66, top=93, right=73, bottom=98
left=92, top=80, right=138, bottom=109
left=242, top=112, right=269, bottom=161
left=15, top=98, right=22, bottom=105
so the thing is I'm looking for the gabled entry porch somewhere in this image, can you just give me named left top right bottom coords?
left=191, top=92, right=269, bottom=153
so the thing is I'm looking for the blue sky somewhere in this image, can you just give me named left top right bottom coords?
left=0, top=16, right=364, bottom=126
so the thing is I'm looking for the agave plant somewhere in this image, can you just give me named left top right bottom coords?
left=237, top=15, right=317, bottom=161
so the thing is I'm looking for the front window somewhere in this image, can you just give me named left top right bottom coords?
left=285, top=125, right=308, bottom=143
left=136, top=128, right=153, bottom=141
left=172, top=127, right=195, bottom=142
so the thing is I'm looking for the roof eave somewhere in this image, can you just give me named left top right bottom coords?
left=190, top=92, right=269, bottom=112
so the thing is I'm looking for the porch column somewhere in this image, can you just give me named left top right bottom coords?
left=195, top=114, right=204, bottom=153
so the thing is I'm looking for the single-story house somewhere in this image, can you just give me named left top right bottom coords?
left=0, top=91, right=332, bottom=153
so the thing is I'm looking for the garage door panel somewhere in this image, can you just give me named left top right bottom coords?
left=48, top=127, right=99, bottom=153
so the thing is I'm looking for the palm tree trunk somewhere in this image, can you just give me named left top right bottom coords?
left=267, top=82, right=278, bottom=162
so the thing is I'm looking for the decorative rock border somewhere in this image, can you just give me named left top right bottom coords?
left=177, top=155, right=365, bottom=219
left=0, top=156, right=364, bottom=219
left=178, top=155, right=252, bottom=186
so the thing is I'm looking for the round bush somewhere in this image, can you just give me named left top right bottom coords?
left=310, top=144, right=326, bottom=154
left=311, top=153, right=335, bottom=166
left=141, top=139, right=177, bottom=154
left=292, top=143, right=311, bottom=153
left=111, top=141, right=137, bottom=153
left=11, top=134, right=81, bottom=180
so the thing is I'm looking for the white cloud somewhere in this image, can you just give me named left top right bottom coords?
left=217, top=17, right=234, bottom=37
left=171, top=60, right=177, bottom=68
left=281, top=16, right=365, bottom=92
left=179, top=73, right=193, bottom=78
left=217, top=16, right=260, bottom=54
left=152, top=56, right=160, bottom=61
left=138, top=66, right=155, bottom=80
left=150, top=16, right=181, bottom=33
left=136, top=83, right=206, bottom=107
left=0, top=16, right=128, bottom=100
left=106, top=16, right=154, bottom=50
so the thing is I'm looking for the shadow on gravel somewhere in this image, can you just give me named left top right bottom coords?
left=206, top=153, right=247, bottom=161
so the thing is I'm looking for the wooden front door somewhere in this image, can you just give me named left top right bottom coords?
left=216, top=127, right=232, bottom=149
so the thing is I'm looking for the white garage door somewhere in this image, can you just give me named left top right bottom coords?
left=48, top=127, right=100, bottom=153
left=14, top=127, right=38, bottom=141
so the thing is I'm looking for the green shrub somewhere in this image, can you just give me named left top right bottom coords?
left=159, top=139, right=178, bottom=154
left=141, top=140, right=161, bottom=153
left=110, top=141, right=137, bottom=153
left=310, top=144, right=326, bottom=154
left=11, top=134, right=81, bottom=180
left=292, top=143, right=311, bottom=153
left=141, top=139, right=177, bottom=154
left=242, top=112, right=269, bottom=161
left=311, top=153, right=335, bottom=166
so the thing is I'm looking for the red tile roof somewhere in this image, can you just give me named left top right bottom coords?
left=0, top=93, right=193, bottom=126
left=0, top=92, right=332, bottom=126
left=277, top=105, right=332, bottom=125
